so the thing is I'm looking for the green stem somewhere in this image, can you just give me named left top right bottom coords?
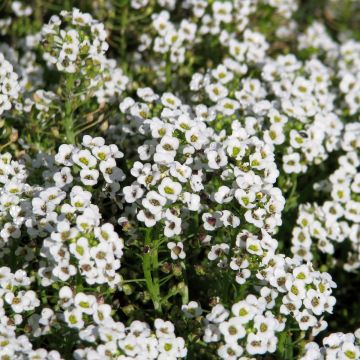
left=64, top=76, right=76, bottom=144
left=180, top=261, right=189, bottom=304
left=165, top=58, right=172, bottom=86
left=159, top=274, right=174, bottom=286
left=289, top=174, right=297, bottom=198
left=119, top=0, right=129, bottom=61
left=122, top=278, right=146, bottom=284
left=284, top=174, right=298, bottom=212
left=64, top=101, right=76, bottom=144
left=34, top=0, right=42, bottom=28
left=65, top=0, right=71, bottom=10
left=152, top=238, right=161, bottom=300
left=143, top=228, right=162, bottom=314
left=278, top=330, right=294, bottom=360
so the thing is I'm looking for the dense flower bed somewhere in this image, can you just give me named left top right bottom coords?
left=1, top=0, right=360, bottom=359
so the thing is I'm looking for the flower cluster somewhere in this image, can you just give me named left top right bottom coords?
left=0, top=52, right=20, bottom=115
left=0, top=136, right=126, bottom=288
left=301, top=329, right=360, bottom=360
left=292, top=123, right=360, bottom=271
left=338, top=40, right=360, bottom=116
left=41, top=8, right=128, bottom=104
left=117, top=88, right=284, bottom=244
left=190, top=51, right=343, bottom=175
left=146, top=10, right=197, bottom=65
left=0, top=42, right=44, bottom=95
left=135, top=0, right=294, bottom=83
left=0, top=326, right=62, bottom=360
left=203, top=257, right=336, bottom=358
left=74, top=317, right=187, bottom=359
left=204, top=299, right=285, bottom=357
left=41, top=9, right=108, bottom=74
left=1, top=0, right=360, bottom=358
left=0, top=266, right=65, bottom=359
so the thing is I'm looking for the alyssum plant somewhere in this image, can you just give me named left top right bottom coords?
left=1, top=1, right=360, bottom=359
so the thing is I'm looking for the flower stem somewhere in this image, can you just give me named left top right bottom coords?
left=180, top=261, right=189, bottom=304
left=119, top=0, right=129, bottom=60
left=165, top=58, right=172, bottom=86
left=64, top=101, right=76, bottom=144
left=64, top=75, right=76, bottom=144
left=143, top=228, right=162, bottom=314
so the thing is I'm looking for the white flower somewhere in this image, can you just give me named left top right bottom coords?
left=53, top=167, right=73, bottom=187
left=295, top=309, right=317, bottom=331
left=164, top=217, right=182, bottom=237
left=64, top=308, right=84, bottom=329
left=159, top=177, right=182, bottom=202
left=137, top=209, right=161, bottom=227
left=246, top=237, right=263, bottom=256
left=212, top=1, right=233, bottom=23
left=203, top=212, right=223, bottom=231
left=123, top=183, right=144, bottom=203
left=286, top=278, right=306, bottom=301
left=283, top=152, right=304, bottom=174
left=72, top=149, right=97, bottom=169
left=231, top=300, right=256, bottom=324
left=161, top=92, right=181, bottom=109
left=4, top=291, right=30, bottom=313
left=169, top=162, right=192, bottom=183
left=214, top=186, right=233, bottom=204
left=246, top=333, right=267, bottom=355
left=181, top=301, right=202, bottom=318
left=12, top=1, right=33, bottom=16
left=219, top=317, right=246, bottom=343
left=142, top=191, right=167, bottom=214
left=182, top=192, right=200, bottom=211
left=205, top=83, right=228, bottom=102
left=59, top=286, right=73, bottom=309
left=74, top=292, right=96, bottom=315
left=93, top=303, right=112, bottom=324
left=207, top=149, right=228, bottom=169
left=206, top=304, right=229, bottom=324
left=167, top=241, right=186, bottom=260
left=69, top=237, right=90, bottom=260
left=80, top=169, right=99, bottom=186
left=218, top=343, right=243, bottom=359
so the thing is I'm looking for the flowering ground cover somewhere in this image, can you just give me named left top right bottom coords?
left=1, top=0, right=360, bottom=359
